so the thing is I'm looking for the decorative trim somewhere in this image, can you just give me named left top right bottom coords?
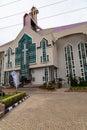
left=37, top=38, right=51, bottom=49
left=5, top=47, right=14, bottom=56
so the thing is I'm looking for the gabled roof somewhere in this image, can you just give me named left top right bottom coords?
left=39, top=21, right=87, bottom=36
left=0, top=40, right=14, bottom=47
left=53, top=21, right=87, bottom=32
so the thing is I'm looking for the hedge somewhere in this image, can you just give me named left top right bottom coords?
left=0, top=90, right=5, bottom=96
left=2, top=91, right=26, bottom=109
left=70, top=86, right=87, bottom=90
left=39, top=85, right=55, bottom=90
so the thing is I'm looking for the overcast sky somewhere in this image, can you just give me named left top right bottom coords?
left=0, top=0, right=87, bottom=45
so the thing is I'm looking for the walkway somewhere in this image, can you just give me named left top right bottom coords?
left=0, top=88, right=87, bottom=130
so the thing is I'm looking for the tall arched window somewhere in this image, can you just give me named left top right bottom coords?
left=78, top=43, right=87, bottom=80
left=41, top=39, right=47, bottom=62
left=6, top=47, right=12, bottom=68
left=65, top=45, right=75, bottom=79
left=40, top=38, right=49, bottom=63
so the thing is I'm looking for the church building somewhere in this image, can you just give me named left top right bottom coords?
left=0, top=7, right=87, bottom=86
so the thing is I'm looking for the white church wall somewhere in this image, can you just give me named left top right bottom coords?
left=53, top=23, right=87, bottom=41
left=52, top=43, right=58, bottom=67
left=57, top=40, right=66, bottom=81
left=57, top=33, right=87, bottom=82
left=31, top=68, right=44, bottom=84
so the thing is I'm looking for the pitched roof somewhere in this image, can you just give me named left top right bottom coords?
left=53, top=21, right=87, bottom=32
left=0, top=40, right=14, bottom=47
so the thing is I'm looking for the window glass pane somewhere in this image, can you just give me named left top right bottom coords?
left=78, top=43, right=87, bottom=79
left=41, top=39, right=47, bottom=63
left=6, top=48, right=12, bottom=68
left=29, top=43, right=36, bottom=64
left=64, top=45, right=75, bottom=78
left=47, top=55, right=49, bottom=62
left=40, top=56, right=42, bottom=63
left=15, top=47, right=21, bottom=66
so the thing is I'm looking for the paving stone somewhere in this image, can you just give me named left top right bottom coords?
left=0, top=89, right=87, bottom=130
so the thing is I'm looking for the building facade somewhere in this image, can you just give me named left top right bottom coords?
left=0, top=7, right=87, bottom=86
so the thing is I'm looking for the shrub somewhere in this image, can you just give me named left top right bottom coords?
left=51, top=80, right=56, bottom=84
left=39, top=85, right=46, bottom=89
left=0, top=90, right=5, bottom=97
left=70, top=77, right=78, bottom=87
left=46, top=85, right=55, bottom=90
left=2, top=91, right=26, bottom=108
left=70, top=86, right=87, bottom=90
left=48, top=81, right=52, bottom=85
left=39, top=84, right=55, bottom=90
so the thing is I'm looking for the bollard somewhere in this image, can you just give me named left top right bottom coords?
left=0, top=103, right=5, bottom=112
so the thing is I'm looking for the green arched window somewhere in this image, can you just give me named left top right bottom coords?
left=65, top=45, right=75, bottom=78
left=6, top=48, right=12, bottom=68
left=78, top=43, right=87, bottom=80
left=40, top=38, right=49, bottom=63
left=41, top=39, right=46, bottom=62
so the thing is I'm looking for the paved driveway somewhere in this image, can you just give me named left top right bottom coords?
left=0, top=88, right=87, bottom=130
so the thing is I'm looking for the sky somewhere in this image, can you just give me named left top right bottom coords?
left=0, top=0, right=87, bottom=45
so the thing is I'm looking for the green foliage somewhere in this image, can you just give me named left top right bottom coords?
left=78, top=77, right=87, bottom=86
left=39, top=85, right=46, bottom=89
left=0, top=90, right=5, bottom=97
left=39, top=84, right=55, bottom=90
left=0, top=93, right=13, bottom=99
left=46, top=85, right=55, bottom=90
left=70, top=77, right=78, bottom=87
left=51, top=80, right=56, bottom=84
left=2, top=91, right=26, bottom=108
left=9, top=75, right=15, bottom=87
left=70, top=86, right=87, bottom=90
left=79, top=81, right=87, bottom=86
left=69, top=76, right=87, bottom=87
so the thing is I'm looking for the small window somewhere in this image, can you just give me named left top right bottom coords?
left=47, top=55, right=49, bottom=62
left=82, top=73, right=84, bottom=76
left=40, top=56, right=42, bottom=63
left=81, top=69, right=83, bottom=72
left=74, top=74, right=75, bottom=76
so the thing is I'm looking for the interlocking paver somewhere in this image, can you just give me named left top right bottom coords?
left=0, top=89, right=87, bottom=130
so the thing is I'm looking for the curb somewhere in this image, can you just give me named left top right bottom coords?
left=0, top=95, right=29, bottom=118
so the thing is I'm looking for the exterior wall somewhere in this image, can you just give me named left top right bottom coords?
left=52, top=43, right=58, bottom=67
left=53, top=23, right=87, bottom=41
left=31, top=68, right=44, bottom=84
left=57, top=33, right=87, bottom=82
left=31, top=67, right=52, bottom=84
left=0, top=21, right=87, bottom=85
left=49, top=66, right=57, bottom=81
left=0, top=27, right=54, bottom=73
